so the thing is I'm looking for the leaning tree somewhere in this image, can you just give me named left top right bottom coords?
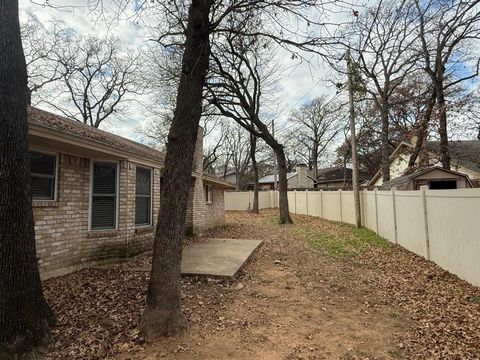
left=80, top=0, right=346, bottom=339
left=0, top=0, right=55, bottom=358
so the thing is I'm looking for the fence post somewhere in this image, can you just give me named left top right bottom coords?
left=339, top=189, right=343, bottom=222
left=391, top=187, right=398, bottom=244
left=320, top=190, right=324, bottom=219
left=294, top=190, right=297, bottom=214
left=374, top=188, right=379, bottom=234
left=420, top=185, right=431, bottom=260
left=249, top=191, right=253, bottom=210
left=305, top=190, right=309, bottom=216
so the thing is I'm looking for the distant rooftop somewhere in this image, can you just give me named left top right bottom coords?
left=259, top=172, right=298, bottom=184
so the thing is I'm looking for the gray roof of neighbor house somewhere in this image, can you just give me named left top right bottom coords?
left=379, top=166, right=473, bottom=190
left=28, top=106, right=165, bottom=164
left=310, top=166, right=370, bottom=183
left=203, top=173, right=236, bottom=188
left=259, top=172, right=298, bottom=184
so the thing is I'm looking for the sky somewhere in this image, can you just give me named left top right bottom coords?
left=19, top=0, right=356, bottom=143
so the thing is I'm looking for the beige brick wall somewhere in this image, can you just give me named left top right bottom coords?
left=32, top=126, right=227, bottom=279
left=34, top=155, right=162, bottom=279
left=205, top=185, right=226, bottom=229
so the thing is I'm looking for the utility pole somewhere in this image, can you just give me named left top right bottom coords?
left=272, top=120, right=278, bottom=191
left=346, top=48, right=361, bottom=228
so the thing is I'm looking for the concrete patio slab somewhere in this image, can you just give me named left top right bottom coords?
left=181, top=238, right=263, bottom=279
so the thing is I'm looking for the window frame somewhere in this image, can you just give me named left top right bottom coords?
left=205, top=183, right=213, bottom=204
left=89, top=160, right=119, bottom=231
left=29, top=148, right=59, bottom=202
left=135, top=165, right=153, bottom=227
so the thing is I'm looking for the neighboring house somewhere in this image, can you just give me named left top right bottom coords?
left=221, top=170, right=238, bottom=186
left=309, top=166, right=369, bottom=190
left=379, top=167, right=473, bottom=190
left=369, top=139, right=480, bottom=188
left=257, top=164, right=315, bottom=190
left=28, top=107, right=234, bottom=279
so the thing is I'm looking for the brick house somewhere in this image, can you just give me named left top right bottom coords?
left=28, top=107, right=234, bottom=279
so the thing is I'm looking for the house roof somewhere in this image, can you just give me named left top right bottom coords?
left=379, top=166, right=473, bottom=190
left=426, top=140, right=480, bottom=173
left=203, top=173, right=236, bottom=188
left=368, top=142, right=413, bottom=186
left=28, top=106, right=165, bottom=165
left=259, top=172, right=297, bottom=184
left=310, top=166, right=370, bottom=183
left=369, top=140, right=480, bottom=186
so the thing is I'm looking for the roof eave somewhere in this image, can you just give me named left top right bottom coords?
left=29, top=123, right=165, bottom=168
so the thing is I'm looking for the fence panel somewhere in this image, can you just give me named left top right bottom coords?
left=340, top=191, right=355, bottom=225
left=307, top=191, right=322, bottom=217
left=296, top=191, right=308, bottom=215
left=395, top=191, right=427, bottom=257
left=322, top=191, right=342, bottom=221
left=258, top=191, right=272, bottom=209
left=362, top=191, right=377, bottom=232
left=376, top=191, right=396, bottom=243
left=224, top=191, right=251, bottom=210
left=426, top=189, right=480, bottom=287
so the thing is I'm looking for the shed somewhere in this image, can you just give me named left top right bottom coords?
left=379, top=166, right=474, bottom=190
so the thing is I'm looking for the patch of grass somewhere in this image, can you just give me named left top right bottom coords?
left=268, top=213, right=280, bottom=225
left=388, top=349, right=402, bottom=358
left=468, top=294, right=480, bottom=304
left=351, top=226, right=389, bottom=249
left=297, top=222, right=388, bottom=258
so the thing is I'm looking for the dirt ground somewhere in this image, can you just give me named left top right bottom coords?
left=43, top=210, right=480, bottom=360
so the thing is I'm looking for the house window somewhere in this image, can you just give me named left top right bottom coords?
left=135, top=167, right=152, bottom=226
left=205, top=184, right=213, bottom=204
left=91, top=162, right=117, bottom=230
left=30, top=151, right=57, bottom=200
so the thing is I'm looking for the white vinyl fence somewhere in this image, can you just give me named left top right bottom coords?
left=225, top=188, right=480, bottom=287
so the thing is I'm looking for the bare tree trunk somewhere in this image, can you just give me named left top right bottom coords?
left=436, top=80, right=450, bottom=169
left=0, top=0, right=55, bottom=358
left=250, top=133, right=259, bottom=214
left=380, top=102, right=390, bottom=182
left=312, top=144, right=319, bottom=180
left=408, top=91, right=436, bottom=168
left=140, top=0, right=212, bottom=339
left=272, top=145, right=292, bottom=224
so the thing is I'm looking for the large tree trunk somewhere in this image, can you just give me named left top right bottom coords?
left=272, top=145, right=292, bottom=224
left=0, top=0, right=55, bottom=358
left=380, top=101, right=390, bottom=182
left=250, top=133, right=259, bottom=214
left=139, top=0, right=212, bottom=339
left=408, top=90, right=436, bottom=168
left=312, top=144, right=319, bottom=181
left=436, top=79, right=450, bottom=169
